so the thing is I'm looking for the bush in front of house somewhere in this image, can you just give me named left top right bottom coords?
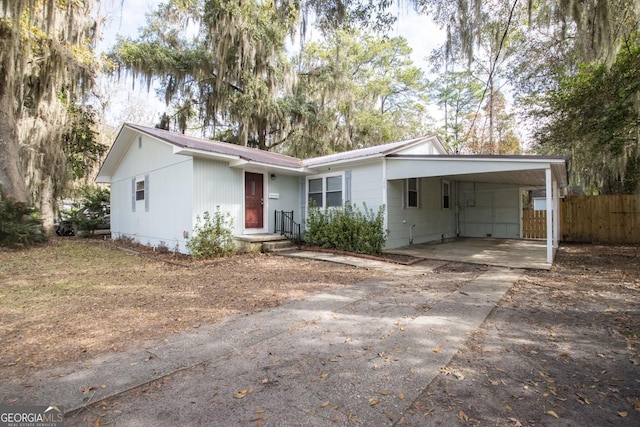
left=305, top=202, right=386, bottom=255
left=186, top=207, right=236, bottom=258
left=63, top=186, right=110, bottom=236
left=0, top=189, right=46, bottom=248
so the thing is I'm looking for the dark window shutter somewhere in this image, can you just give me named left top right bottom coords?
left=131, top=178, right=136, bottom=212
left=144, top=174, right=149, bottom=212
left=344, top=170, right=352, bottom=203
left=300, top=177, right=306, bottom=225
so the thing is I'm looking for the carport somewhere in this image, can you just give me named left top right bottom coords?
left=386, top=238, right=549, bottom=270
left=383, top=154, right=568, bottom=268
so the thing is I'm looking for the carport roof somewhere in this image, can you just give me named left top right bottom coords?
left=385, top=154, right=568, bottom=188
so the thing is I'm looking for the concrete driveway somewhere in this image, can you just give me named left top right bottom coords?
left=386, top=237, right=550, bottom=270
left=3, top=257, right=523, bottom=426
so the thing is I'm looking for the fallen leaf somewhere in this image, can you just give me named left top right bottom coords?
left=540, top=371, right=555, bottom=383
left=618, top=411, right=628, bottom=417
left=375, top=390, right=392, bottom=396
left=347, top=413, right=357, bottom=424
left=576, top=394, right=590, bottom=405
left=320, top=401, right=330, bottom=408
left=398, top=392, right=405, bottom=400
left=320, top=372, right=329, bottom=378
left=384, top=412, right=394, bottom=420
left=458, top=410, right=469, bottom=421
left=234, top=390, right=247, bottom=399
left=433, top=348, right=441, bottom=353
left=633, top=397, right=640, bottom=412
left=94, top=416, right=101, bottom=427
left=368, top=397, right=380, bottom=406
left=507, top=417, right=523, bottom=427
left=423, top=409, right=434, bottom=416
left=81, top=386, right=96, bottom=394
left=546, top=410, right=559, bottom=418
left=254, top=408, right=265, bottom=414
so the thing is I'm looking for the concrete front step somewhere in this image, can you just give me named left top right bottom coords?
left=262, top=239, right=296, bottom=252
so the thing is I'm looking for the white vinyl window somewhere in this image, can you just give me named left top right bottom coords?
left=307, top=174, right=344, bottom=208
left=406, top=178, right=419, bottom=208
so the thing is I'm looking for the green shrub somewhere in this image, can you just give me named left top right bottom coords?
left=0, top=191, right=46, bottom=248
left=63, top=186, right=110, bottom=236
left=305, top=202, right=386, bottom=254
left=186, top=207, right=236, bottom=259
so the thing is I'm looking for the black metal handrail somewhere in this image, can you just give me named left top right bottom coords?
left=274, top=210, right=301, bottom=244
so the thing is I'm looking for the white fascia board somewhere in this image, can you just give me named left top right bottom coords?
left=386, top=158, right=550, bottom=180
left=96, top=126, right=137, bottom=181
left=231, top=160, right=314, bottom=175
left=173, top=146, right=240, bottom=162
left=305, top=153, right=384, bottom=169
left=175, top=147, right=312, bottom=175
left=228, top=159, right=249, bottom=167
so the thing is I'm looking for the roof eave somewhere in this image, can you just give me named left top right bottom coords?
left=175, top=147, right=310, bottom=175
left=95, top=124, right=135, bottom=183
left=303, top=153, right=385, bottom=168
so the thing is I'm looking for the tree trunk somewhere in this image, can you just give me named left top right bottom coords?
left=40, top=176, right=55, bottom=235
left=0, top=82, right=27, bottom=202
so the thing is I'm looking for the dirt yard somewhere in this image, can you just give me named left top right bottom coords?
left=1, top=239, right=639, bottom=425
left=403, top=244, right=640, bottom=426
left=0, top=238, right=382, bottom=381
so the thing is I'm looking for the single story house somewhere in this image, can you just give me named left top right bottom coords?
left=96, top=123, right=568, bottom=263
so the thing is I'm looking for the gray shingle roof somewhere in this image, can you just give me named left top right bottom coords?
left=127, top=124, right=303, bottom=169
left=302, top=135, right=436, bottom=166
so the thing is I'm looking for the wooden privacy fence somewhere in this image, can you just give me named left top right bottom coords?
left=561, top=195, right=640, bottom=243
left=522, top=195, right=640, bottom=243
left=522, top=209, right=547, bottom=239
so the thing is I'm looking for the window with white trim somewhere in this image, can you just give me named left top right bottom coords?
left=442, top=179, right=451, bottom=209
left=136, top=180, right=145, bottom=201
left=307, top=174, right=343, bottom=208
left=406, top=178, right=419, bottom=208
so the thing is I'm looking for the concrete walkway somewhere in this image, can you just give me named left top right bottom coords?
left=3, top=256, right=522, bottom=426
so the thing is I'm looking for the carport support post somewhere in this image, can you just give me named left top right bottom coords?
left=553, top=179, right=560, bottom=249
left=545, top=168, right=553, bottom=263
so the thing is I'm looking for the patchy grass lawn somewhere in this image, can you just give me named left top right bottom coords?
left=0, top=238, right=382, bottom=380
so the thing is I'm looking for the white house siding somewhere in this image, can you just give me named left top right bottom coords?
left=266, top=173, right=301, bottom=232
left=349, top=161, right=385, bottom=211
left=192, top=158, right=243, bottom=235
left=458, top=182, right=520, bottom=238
left=300, top=161, right=385, bottom=233
left=386, top=177, right=457, bottom=249
left=110, top=134, right=193, bottom=251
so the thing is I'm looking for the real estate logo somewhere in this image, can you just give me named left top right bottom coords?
left=0, top=405, right=64, bottom=427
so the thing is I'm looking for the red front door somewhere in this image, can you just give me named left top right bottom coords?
left=244, top=172, right=264, bottom=229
